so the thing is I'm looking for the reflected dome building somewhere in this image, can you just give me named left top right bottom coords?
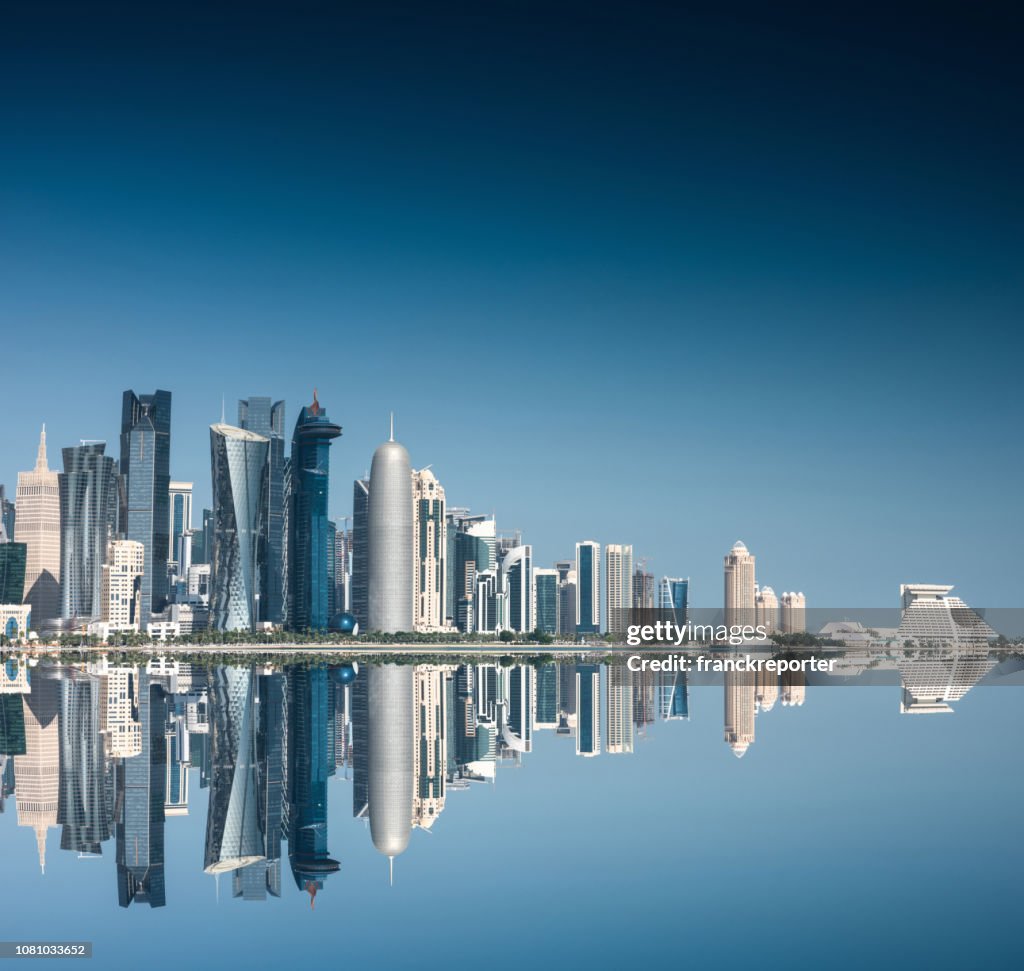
left=367, top=665, right=413, bottom=876
left=367, top=421, right=413, bottom=634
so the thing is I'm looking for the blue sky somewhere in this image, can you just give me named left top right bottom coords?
left=2, top=3, right=1021, bottom=605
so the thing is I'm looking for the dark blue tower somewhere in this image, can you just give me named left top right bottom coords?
left=287, top=391, right=342, bottom=632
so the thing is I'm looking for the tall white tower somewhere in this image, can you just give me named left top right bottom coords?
left=368, top=420, right=413, bottom=634
left=724, top=540, right=756, bottom=627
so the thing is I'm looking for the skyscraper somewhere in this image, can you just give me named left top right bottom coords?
left=658, top=576, right=689, bottom=625
left=0, top=542, right=27, bottom=605
left=287, top=392, right=342, bottom=632
left=755, top=585, right=779, bottom=633
left=367, top=664, right=414, bottom=877
left=501, top=545, right=532, bottom=633
left=412, top=469, right=447, bottom=632
left=724, top=540, right=756, bottom=628
left=14, top=427, right=61, bottom=628
left=351, top=478, right=370, bottom=631
left=632, top=565, right=654, bottom=610
left=100, top=540, right=145, bottom=632
left=575, top=541, right=600, bottom=635
left=532, top=568, right=559, bottom=634
left=724, top=670, right=756, bottom=758
left=779, top=591, right=807, bottom=634
left=605, top=664, right=635, bottom=754
left=168, top=481, right=193, bottom=574
left=367, top=423, right=413, bottom=634
left=209, top=424, right=269, bottom=632
left=14, top=673, right=60, bottom=873
left=0, top=484, right=15, bottom=540
left=121, top=390, right=172, bottom=622
left=238, top=397, right=287, bottom=624
left=605, top=544, right=633, bottom=635
left=576, top=664, right=600, bottom=757
left=59, top=442, right=120, bottom=622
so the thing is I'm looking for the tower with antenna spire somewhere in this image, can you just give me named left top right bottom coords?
left=14, top=426, right=61, bottom=628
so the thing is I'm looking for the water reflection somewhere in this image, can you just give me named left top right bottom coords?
left=0, top=647, right=1018, bottom=909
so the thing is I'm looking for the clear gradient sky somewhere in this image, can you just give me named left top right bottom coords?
left=2, top=2, right=1021, bottom=606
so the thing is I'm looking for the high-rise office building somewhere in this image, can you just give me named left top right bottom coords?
left=209, top=424, right=269, bottom=632
left=532, top=568, right=559, bottom=634
left=116, top=672, right=169, bottom=908
left=59, top=442, right=120, bottom=622
left=168, top=481, right=192, bottom=574
left=204, top=666, right=264, bottom=874
left=367, top=664, right=414, bottom=877
left=779, top=591, right=807, bottom=634
left=0, top=485, right=15, bottom=540
left=351, top=478, right=370, bottom=631
left=333, top=523, right=351, bottom=615
left=238, top=397, right=287, bottom=624
left=412, top=665, right=447, bottom=829
left=14, top=427, right=61, bottom=628
left=576, top=664, right=600, bottom=756
left=724, top=540, right=756, bottom=627
left=412, top=469, right=447, bottom=632
left=575, top=541, right=600, bottom=635
left=605, top=544, right=633, bottom=634
left=0, top=542, right=27, bottom=605
left=501, top=545, right=532, bottom=633
left=287, top=392, right=342, bottom=632
left=724, top=670, right=756, bottom=758
left=605, top=664, right=635, bottom=754
left=448, top=514, right=492, bottom=633
left=658, top=576, right=689, bottom=625
left=15, top=673, right=60, bottom=873
left=101, top=540, right=145, bottom=632
left=556, top=561, right=577, bottom=636
left=121, top=390, right=172, bottom=622
left=367, top=425, right=413, bottom=634
left=632, top=565, right=654, bottom=610
left=755, top=585, right=779, bottom=633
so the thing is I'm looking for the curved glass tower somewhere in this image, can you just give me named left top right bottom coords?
left=209, top=424, right=269, bottom=632
left=367, top=428, right=413, bottom=634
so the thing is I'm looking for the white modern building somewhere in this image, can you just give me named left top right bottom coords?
left=605, top=543, right=633, bottom=635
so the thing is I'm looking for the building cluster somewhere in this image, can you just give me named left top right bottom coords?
left=723, top=540, right=806, bottom=633
left=1, top=392, right=736, bottom=643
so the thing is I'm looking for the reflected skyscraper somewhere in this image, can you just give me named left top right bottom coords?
left=204, top=667, right=264, bottom=874
left=120, top=390, right=172, bottom=622
left=59, top=443, right=120, bottom=622
left=209, top=425, right=269, bottom=632
left=657, top=670, right=689, bottom=720
left=15, top=427, right=61, bottom=629
left=576, top=664, right=600, bottom=756
left=57, top=671, right=112, bottom=854
left=367, top=424, right=413, bottom=634
left=367, top=665, right=413, bottom=876
left=238, top=397, right=286, bottom=624
left=285, top=667, right=339, bottom=903
left=287, top=392, right=342, bottom=632
left=15, top=673, right=60, bottom=872
left=724, top=670, right=756, bottom=758
left=605, top=665, right=634, bottom=754
left=116, top=672, right=169, bottom=908
left=412, top=666, right=447, bottom=829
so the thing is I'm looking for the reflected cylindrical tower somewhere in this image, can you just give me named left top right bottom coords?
left=367, top=665, right=413, bottom=861
left=367, top=435, right=413, bottom=634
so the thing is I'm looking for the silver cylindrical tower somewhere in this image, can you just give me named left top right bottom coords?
left=367, top=664, right=413, bottom=863
left=367, top=436, right=413, bottom=633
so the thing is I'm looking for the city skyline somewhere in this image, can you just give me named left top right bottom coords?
left=3, top=4, right=1021, bottom=608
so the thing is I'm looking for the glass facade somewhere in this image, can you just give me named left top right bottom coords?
left=287, top=395, right=341, bottom=632
left=576, top=542, right=599, bottom=634
left=533, top=570, right=558, bottom=634
left=0, top=543, right=27, bottom=604
left=238, top=398, right=286, bottom=624
left=120, top=390, right=172, bottom=622
left=209, top=425, right=269, bottom=632
left=59, top=443, right=120, bottom=621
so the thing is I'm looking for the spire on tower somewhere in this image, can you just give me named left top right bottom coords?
left=389, top=412, right=394, bottom=442
left=35, top=424, right=48, bottom=473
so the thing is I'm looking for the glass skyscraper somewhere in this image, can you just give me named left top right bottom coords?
left=0, top=543, right=27, bottom=604
left=287, top=393, right=342, bottom=632
left=120, top=390, right=172, bottom=622
left=351, top=478, right=370, bottom=632
left=533, top=568, right=558, bottom=634
left=575, top=541, right=600, bottom=635
left=59, top=443, right=120, bottom=621
left=238, top=397, right=286, bottom=624
left=209, top=424, right=269, bottom=632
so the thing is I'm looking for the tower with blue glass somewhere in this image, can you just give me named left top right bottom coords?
left=287, top=392, right=342, bottom=632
